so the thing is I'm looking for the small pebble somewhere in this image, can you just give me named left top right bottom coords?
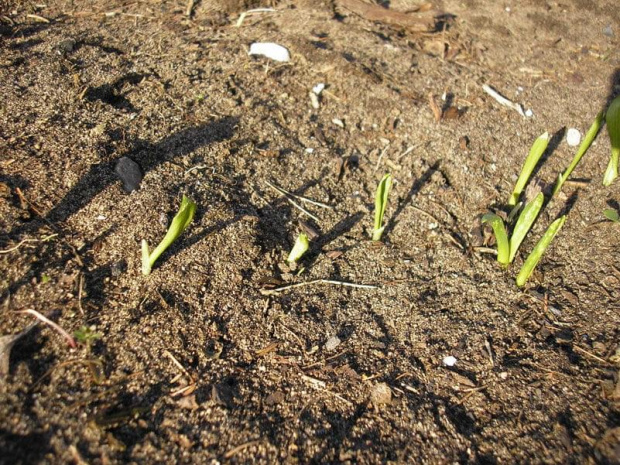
left=370, top=383, right=392, bottom=406
left=566, top=128, right=581, bottom=147
left=443, top=355, right=457, bottom=367
left=114, top=156, right=143, bottom=192
left=324, top=336, right=341, bottom=351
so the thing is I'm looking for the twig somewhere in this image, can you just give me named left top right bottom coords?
left=482, top=84, right=528, bottom=118
left=224, top=441, right=260, bottom=459
left=265, top=180, right=333, bottom=209
left=16, top=309, right=76, bottom=348
left=77, top=273, right=84, bottom=315
left=472, top=246, right=498, bottom=255
left=572, top=345, right=612, bottom=365
left=264, top=182, right=321, bottom=222
left=235, top=8, right=275, bottom=27
left=185, top=0, right=196, bottom=17
left=0, top=234, right=58, bottom=254
left=26, top=14, right=50, bottom=23
left=375, top=144, right=391, bottom=172
left=260, top=279, right=378, bottom=295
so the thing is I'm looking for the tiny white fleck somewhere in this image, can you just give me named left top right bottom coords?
left=96, top=215, right=106, bottom=220
left=312, top=83, right=325, bottom=95
left=305, top=147, right=315, bottom=154
left=525, top=109, right=533, bottom=117
left=443, top=355, right=457, bottom=367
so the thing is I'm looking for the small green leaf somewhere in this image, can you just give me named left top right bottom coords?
left=603, top=96, right=620, bottom=186
left=509, top=132, right=549, bottom=206
left=287, top=233, right=309, bottom=263
left=553, top=111, right=604, bottom=196
left=482, top=213, right=510, bottom=266
left=509, top=193, right=544, bottom=263
left=73, top=326, right=102, bottom=344
left=516, top=216, right=566, bottom=287
left=603, top=208, right=620, bottom=223
left=372, top=173, right=392, bottom=241
left=142, top=195, right=197, bottom=276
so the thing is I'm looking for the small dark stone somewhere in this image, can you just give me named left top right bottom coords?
left=57, top=38, right=76, bottom=54
left=115, top=156, right=142, bottom=192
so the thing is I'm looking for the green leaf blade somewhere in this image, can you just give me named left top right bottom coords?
left=603, top=208, right=620, bottom=223
left=603, top=96, right=620, bottom=186
left=482, top=213, right=510, bottom=266
left=509, top=193, right=544, bottom=263
left=287, top=233, right=310, bottom=263
left=373, top=173, right=392, bottom=241
left=509, top=132, right=549, bottom=206
left=553, top=111, right=604, bottom=196
left=516, top=216, right=566, bottom=287
left=145, top=195, right=197, bottom=273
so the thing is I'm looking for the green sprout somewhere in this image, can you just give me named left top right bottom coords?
left=603, top=208, right=620, bottom=223
left=74, top=325, right=102, bottom=348
left=372, top=173, right=392, bottom=241
left=141, top=195, right=196, bottom=276
left=516, top=215, right=566, bottom=287
left=603, top=95, right=620, bottom=186
left=509, top=132, right=549, bottom=206
left=553, top=112, right=604, bottom=196
left=287, top=232, right=309, bottom=263
left=482, top=192, right=544, bottom=267
left=481, top=213, right=510, bottom=266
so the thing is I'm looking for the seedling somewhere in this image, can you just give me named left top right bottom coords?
left=74, top=325, right=102, bottom=349
left=603, top=208, right=620, bottom=223
left=516, top=216, right=566, bottom=287
left=482, top=192, right=544, bottom=267
left=508, top=132, right=549, bottom=206
left=141, top=195, right=196, bottom=276
left=603, top=95, right=620, bottom=186
left=372, top=173, right=392, bottom=241
left=287, top=232, right=309, bottom=264
left=553, top=111, right=604, bottom=196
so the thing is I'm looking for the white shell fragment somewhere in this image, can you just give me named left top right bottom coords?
left=567, top=128, right=581, bottom=147
left=312, top=83, right=325, bottom=95
left=248, top=42, right=290, bottom=62
left=442, top=356, right=457, bottom=367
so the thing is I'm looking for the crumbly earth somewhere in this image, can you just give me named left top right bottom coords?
left=1, top=1, right=619, bottom=463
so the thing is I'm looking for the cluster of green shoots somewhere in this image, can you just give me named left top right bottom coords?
left=284, top=173, right=393, bottom=267
left=484, top=94, right=620, bottom=286
left=137, top=96, right=620, bottom=288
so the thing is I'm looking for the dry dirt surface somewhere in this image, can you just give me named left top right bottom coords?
left=1, top=0, right=620, bottom=463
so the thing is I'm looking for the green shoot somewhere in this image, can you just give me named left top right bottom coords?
left=516, top=216, right=566, bottom=287
left=372, top=173, right=392, bottom=241
left=603, top=96, right=620, bottom=186
left=553, top=111, right=604, bottom=196
left=509, top=132, right=549, bottom=206
left=287, top=232, right=309, bottom=263
left=141, top=195, right=196, bottom=276
left=603, top=208, right=620, bottom=223
left=509, top=193, right=544, bottom=263
left=74, top=325, right=102, bottom=349
left=482, top=214, right=510, bottom=266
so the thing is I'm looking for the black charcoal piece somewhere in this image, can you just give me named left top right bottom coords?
left=115, top=156, right=143, bottom=192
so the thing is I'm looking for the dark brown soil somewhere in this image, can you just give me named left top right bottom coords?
left=1, top=0, right=619, bottom=463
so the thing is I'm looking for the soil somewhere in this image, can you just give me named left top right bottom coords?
left=1, top=0, right=619, bottom=463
